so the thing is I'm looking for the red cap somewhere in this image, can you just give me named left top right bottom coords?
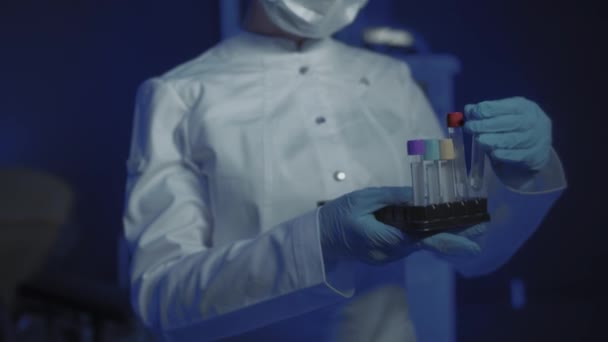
left=447, top=112, right=464, bottom=127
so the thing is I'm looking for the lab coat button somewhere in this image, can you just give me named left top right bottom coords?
left=315, top=116, right=326, bottom=124
left=334, top=171, right=347, bottom=182
left=299, top=66, right=309, bottom=75
left=360, top=77, right=370, bottom=86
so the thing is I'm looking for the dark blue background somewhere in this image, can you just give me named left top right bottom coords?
left=1, top=0, right=603, bottom=340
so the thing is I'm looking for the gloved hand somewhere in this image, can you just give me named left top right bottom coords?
left=464, top=97, right=552, bottom=184
left=318, top=187, right=484, bottom=265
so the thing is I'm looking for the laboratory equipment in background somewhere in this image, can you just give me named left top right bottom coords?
left=0, top=168, right=137, bottom=341
left=375, top=112, right=490, bottom=236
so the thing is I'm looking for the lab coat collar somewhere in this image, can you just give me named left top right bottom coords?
left=225, top=30, right=337, bottom=63
left=241, top=30, right=329, bottom=52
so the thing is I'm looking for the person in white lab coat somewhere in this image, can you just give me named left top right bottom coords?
left=122, top=0, right=567, bottom=340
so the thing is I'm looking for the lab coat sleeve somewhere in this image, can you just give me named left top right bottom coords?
left=123, top=78, right=355, bottom=341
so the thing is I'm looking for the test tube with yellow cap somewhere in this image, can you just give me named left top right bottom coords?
left=423, top=139, right=441, bottom=205
left=438, top=139, right=457, bottom=203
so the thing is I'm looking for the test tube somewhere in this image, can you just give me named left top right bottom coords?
left=447, top=112, right=470, bottom=200
left=469, top=133, right=486, bottom=195
left=423, top=139, right=441, bottom=205
left=407, top=140, right=426, bottom=206
left=438, top=139, right=457, bottom=203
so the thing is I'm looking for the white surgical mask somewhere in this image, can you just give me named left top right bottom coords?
left=261, top=0, right=369, bottom=39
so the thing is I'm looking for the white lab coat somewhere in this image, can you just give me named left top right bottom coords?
left=123, top=31, right=566, bottom=341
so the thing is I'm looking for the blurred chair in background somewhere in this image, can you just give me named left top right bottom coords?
left=0, top=167, right=73, bottom=341
left=0, top=167, right=144, bottom=341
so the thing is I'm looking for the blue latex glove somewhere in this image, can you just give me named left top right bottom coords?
left=319, top=187, right=484, bottom=265
left=464, top=97, right=552, bottom=184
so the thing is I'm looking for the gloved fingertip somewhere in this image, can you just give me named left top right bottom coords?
left=456, top=223, right=487, bottom=238
left=384, top=226, right=407, bottom=243
left=394, top=229, right=407, bottom=241
left=491, top=149, right=517, bottom=161
left=463, top=121, right=476, bottom=133
left=423, top=234, right=482, bottom=257
left=477, top=134, right=494, bottom=146
left=490, top=149, right=503, bottom=158
left=464, top=104, right=478, bottom=118
left=369, top=249, right=389, bottom=262
left=467, top=243, right=482, bottom=256
left=455, top=240, right=482, bottom=257
left=470, top=224, right=487, bottom=237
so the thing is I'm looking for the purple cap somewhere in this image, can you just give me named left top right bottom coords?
left=407, top=140, right=426, bottom=155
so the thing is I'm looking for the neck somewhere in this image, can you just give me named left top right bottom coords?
left=243, top=0, right=306, bottom=47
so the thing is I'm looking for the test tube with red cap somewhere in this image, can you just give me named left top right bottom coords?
left=447, top=112, right=470, bottom=200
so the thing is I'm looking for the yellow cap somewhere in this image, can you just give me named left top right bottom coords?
left=439, top=139, right=455, bottom=160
